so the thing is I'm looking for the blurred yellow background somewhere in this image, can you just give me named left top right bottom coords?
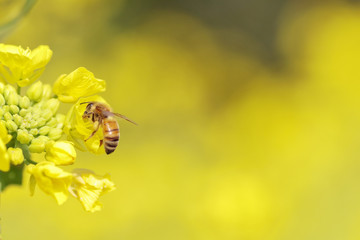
left=2, top=0, right=360, bottom=239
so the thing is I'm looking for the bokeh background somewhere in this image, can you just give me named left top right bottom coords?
left=2, top=0, right=360, bottom=239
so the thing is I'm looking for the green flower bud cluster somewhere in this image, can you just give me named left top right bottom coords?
left=0, top=82, right=65, bottom=154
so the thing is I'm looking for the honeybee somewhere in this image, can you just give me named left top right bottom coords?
left=81, top=101, right=137, bottom=154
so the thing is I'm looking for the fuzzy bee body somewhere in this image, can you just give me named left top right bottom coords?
left=102, top=117, right=120, bottom=154
left=82, top=101, right=136, bottom=154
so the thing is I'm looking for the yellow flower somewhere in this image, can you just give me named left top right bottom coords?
left=70, top=169, right=115, bottom=212
left=0, top=44, right=52, bottom=87
left=0, top=120, right=12, bottom=144
left=0, top=138, right=9, bottom=172
left=64, top=95, right=107, bottom=154
left=27, top=161, right=73, bottom=205
left=45, top=141, right=76, bottom=165
left=0, top=121, right=11, bottom=171
left=53, top=67, right=106, bottom=103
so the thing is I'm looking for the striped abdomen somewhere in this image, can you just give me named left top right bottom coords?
left=102, top=117, right=120, bottom=154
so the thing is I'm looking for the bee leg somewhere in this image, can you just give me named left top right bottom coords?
left=99, top=139, right=103, bottom=147
left=85, top=121, right=101, bottom=141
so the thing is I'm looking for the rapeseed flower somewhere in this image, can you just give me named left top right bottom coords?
left=53, top=67, right=106, bottom=103
left=27, top=161, right=72, bottom=205
left=0, top=44, right=120, bottom=212
left=70, top=169, right=115, bottom=212
left=0, top=44, right=52, bottom=87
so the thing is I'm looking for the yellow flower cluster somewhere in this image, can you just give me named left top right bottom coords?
left=0, top=44, right=116, bottom=212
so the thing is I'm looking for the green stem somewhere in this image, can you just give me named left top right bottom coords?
left=14, top=141, right=36, bottom=165
left=17, top=86, right=21, bottom=95
left=0, top=0, right=37, bottom=40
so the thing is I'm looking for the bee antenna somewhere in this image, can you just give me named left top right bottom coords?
left=80, top=102, right=91, bottom=105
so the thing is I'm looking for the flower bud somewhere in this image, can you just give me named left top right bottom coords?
left=46, top=118, right=57, bottom=127
left=3, top=112, right=12, bottom=121
left=9, top=105, right=19, bottom=114
left=0, top=94, right=5, bottom=105
left=27, top=81, right=43, bottom=102
left=7, top=147, right=24, bottom=165
left=19, top=96, right=31, bottom=109
left=48, top=128, right=63, bottom=140
left=39, top=126, right=51, bottom=135
left=31, top=101, right=43, bottom=111
left=6, top=92, right=19, bottom=105
left=41, top=109, right=53, bottom=121
left=2, top=105, right=9, bottom=113
left=42, top=84, right=52, bottom=99
left=6, top=120, right=18, bottom=132
left=30, top=120, right=38, bottom=129
left=17, top=129, right=33, bottom=144
left=0, top=108, right=4, bottom=117
left=43, top=98, right=60, bottom=114
left=19, top=109, right=28, bottom=117
left=37, top=117, right=47, bottom=127
left=24, top=112, right=32, bottom=121
left=28, top=137, right=47, bottom=153
left=13, top=114, right=22, bottom=126
left=32, top=112, right=40, bottom=120
left=30, top=128, right=39, bottom=136
left=45, top=141, right=76, bottom=165
left=3, top=84, right=16, bottom=100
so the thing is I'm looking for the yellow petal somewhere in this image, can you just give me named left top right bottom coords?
left=45, top=141, right=76, bottom=165
left=0, top=138, right=10, bottom=172
left=53, top=67, right=106, bottom=103
left=0, top=44, right=52, bottom=87
left=27, top=162, right=73, bottom=205
left=30, top=45, right=53, bottom=69
left=70, top=170, right=115, bottom=212
left=0, top=120, right=12, bottom=144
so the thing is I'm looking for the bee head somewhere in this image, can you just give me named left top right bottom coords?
left=81, top=102, right=94, bottom=120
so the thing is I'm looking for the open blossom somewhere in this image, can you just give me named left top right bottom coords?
left=27, top=162, right=73, bottom=205
left=53, top=67, right=106, bottom=103
left=0, top=44, right=52, bottom=87
left=0, top=44, right=119, bottom=212
left=70, top=169, right=115, bottom=212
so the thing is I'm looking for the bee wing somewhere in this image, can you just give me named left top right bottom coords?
left=103, top=110, right=138, bottom=125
